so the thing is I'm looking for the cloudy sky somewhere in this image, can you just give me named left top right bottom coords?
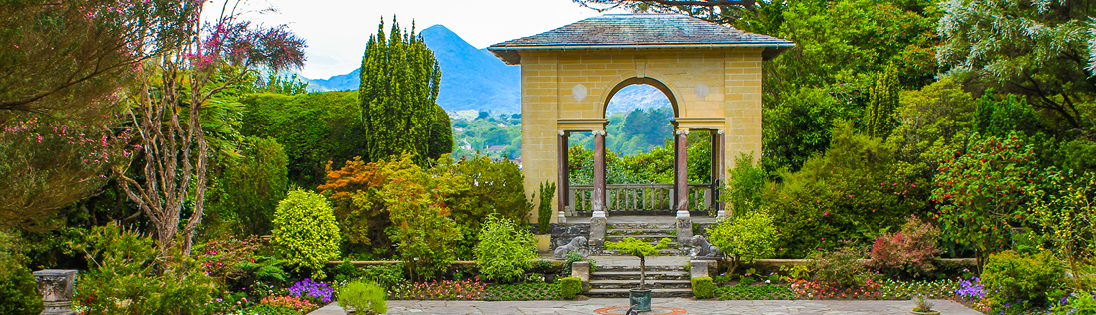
left=211, top=0, right=625, bottom=80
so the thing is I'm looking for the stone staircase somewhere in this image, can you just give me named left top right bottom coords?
left=586, top=264, right=693, bottom=298
left=585, top=222, right=693, bottom=298
left=600, top=222, right=683, bottom=256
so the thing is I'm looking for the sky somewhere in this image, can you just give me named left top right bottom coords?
left=210, top=0, right=625, bottom=80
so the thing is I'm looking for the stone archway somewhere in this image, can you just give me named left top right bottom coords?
left=488, top=14, right=793, bottom=246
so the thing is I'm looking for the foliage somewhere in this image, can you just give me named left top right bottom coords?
left=913, top=295, right=935, bottom=312
left=1029, top=171, right=1096, bottom=279
left=329, top=263, right=406, bottom=289
left=708, top=208, right=777, bottom=275
left=605, top=237, right=670, bottom=289
left=537, top=181, right=556, bottom=234
left=259, top=296, right=318, bottom=315
left=217, top=136, right=289, bottom=236
left=936, top=0, right=1094, bottom=129
left=762, top=86, right=859, bottom=173
left=562, top=252, right=597, bottom=275
left=287, top=278, right=334, bottom=305
left=483, top=283, right=562, bottom=301
left=196, top=235, right=286, bottom=289
left=0, top=114, right=131, bottom=231
left=271, top=190, right=341, bottom=277
left=426, top=104, right=454, bottom=160
left=888, top=76, right=977, bottom=177
left=337, top=281, right=387, bottom=314
left=390, top=279, right=486, bottom=300
left=241, top=91, right=367, bottom=188
left=693, top=276, right=716, bottom=299
left=809, top=247, right=871, bottom=288
left=437, top=154, right=530, bottom=238
left=255, top=73, right=309, bottom=96
left=931, top=132, right=1040, bottom=265
left=317, top=156, right=389, bottom=252
left=717, top=283, right=795, bottom=300
left=1049, top=291, right=1096, bottom=315
left=0, top=263, right=43, bottom=315
left=474, top=215, right=537, bottom=283
left=381, top=154, right=464, bottom=280
left=74, top=224, right=215, bottom=314
left=765, top=121, right=927, bottom=257
left=865, top=65, right=899, bottom=139
left=982, top=250, right=1067, bottom=311
left=869, top=215, right=941, bottom=280
left=722, top=152, right=766, bottom=217
left=360, top=17, right=441, bottom=165
left=559, top=276, right=582, bottom=299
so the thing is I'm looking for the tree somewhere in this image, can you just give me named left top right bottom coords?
left=360, top=18, right=441, bottom=164
left=114, top=2, right=305, bottom=257
left=931, top=131, right=1041, bottom=268
left=1028, top=171, right=1096, bottom=289
left=318, top=156, right=390, bottom=254
left=605, top=237, right=672, bottom=289
left=381, top=154, right=465, bottom=280
left=0, top=0, right=195, bottom=122
left=572, top=0, right=758, bottom=24
left=427, top=104, right=453, bottom=160
left=219, top=136, right=289, bottom=237
left=866, top=65, right=899, bottom=139
left=936, top=0, right=1095, bottom=129
left=708, top=209, right=776, bottom=275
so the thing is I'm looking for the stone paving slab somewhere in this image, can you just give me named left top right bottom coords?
left=310, top=298, right=981, bottom=315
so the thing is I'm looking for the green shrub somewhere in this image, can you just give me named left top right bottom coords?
left=708, top=209, right=777, bottom=275
left=536, top=181, right=556, bottom=234
left=272, top=189, right=341, bottom=278
left=381, top=154, right=464, bottom=280
left=810, top=247, right=871, bottom=287
left=692, top=277, right=715, bottom=299
left=474, top=215, right=537, bottom=283
left=559, top=276, right=582, bottom=299
left=337, top=281, right=387, bottom=315
left=75, top=225, right=215, bottom=314
left=982, top=250, right=1067, bottom=311
left=360, top=263, right=406, bottom=289
left=218, top=136, right=289, bottom=237
left=1049, top=291, right=1096, bottom=315
left=0, top=265, right=43, bottom=315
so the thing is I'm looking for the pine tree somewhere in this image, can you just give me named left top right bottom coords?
left=866, top=65, right=899, bottom=139
left=360, top=17, right=442, bottom=164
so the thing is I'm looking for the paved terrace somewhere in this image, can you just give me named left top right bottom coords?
left=311, top=298, right=981, bottom=314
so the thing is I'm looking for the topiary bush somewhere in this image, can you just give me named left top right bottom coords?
left=272, top=189, right=341, bottom=278
left=559, top=276, right=582, bottom=299
left=982, top=250, right=1067, bottom=311
left=536, top=181, right=556, bottom=234
left=692, top=276, right=716, bottom=299
left=337, top=281, right=387, bottom=315
left=474, top=215, right=537, bottom=283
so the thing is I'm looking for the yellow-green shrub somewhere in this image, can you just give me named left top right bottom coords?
left=559, top=277, right=582, bottom=299
left=692, top=277, right=715, bottom=299
left=272, top=189, right=341, bottom=278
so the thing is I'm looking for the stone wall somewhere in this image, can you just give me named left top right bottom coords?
left=529, top=223, right=590, bottom=250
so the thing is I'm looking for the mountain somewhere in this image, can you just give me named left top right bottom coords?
left=306, top=24, right=669, bottom=114
left=306, top=25, right=521, bottom=113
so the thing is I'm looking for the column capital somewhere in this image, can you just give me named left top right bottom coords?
left=675, top=129, right=690, bottom=136
left=592, top=130, right=607, bottom=136
left=558, top=130, right=566, bottom=136
left=716, top=129, right=725, bottom=135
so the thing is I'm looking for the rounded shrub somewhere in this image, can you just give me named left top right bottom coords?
left=272, top=189, right=341, bottom=278
left=0, top=265, right=44, bottom=315
left=473, top=215, right=537, bottom=283
left=337, top=281, right=387, bottom=314
left=692, top=276, right=716, bottom=299
left=982, top=250, right=1066, bottom=311
left=559, top=276, right=582, bottom=299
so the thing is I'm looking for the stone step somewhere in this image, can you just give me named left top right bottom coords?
left=607, top=228, right=675, bottom=235
left=605, top=223, right=676, bottom=229
left=590, top=271, right=690, bottom=280
left=606, top=235, right=676, bottom=242
left=585, top=288, right=694, bottom=298
left=594, top=264, right=684, bottom=272
left=589, top=279, right=692, bottom=289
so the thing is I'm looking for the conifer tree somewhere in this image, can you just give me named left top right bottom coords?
left=427, top=104, right=453, bottom=160
left=866, top=65, right=899, bottom=139
left=359, top=17, right=442, bottom=164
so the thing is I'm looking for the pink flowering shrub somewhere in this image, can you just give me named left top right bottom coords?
left=260, top=296, right=317, bottom=314
left=869, top=215, right=941, bottom=279
left=390, top=279, right=486, bottom=300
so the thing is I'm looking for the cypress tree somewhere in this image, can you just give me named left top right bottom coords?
left=427, top=104, right=453, bottom=160
left=866, top=65, right=899, bottom=139
left=360, top=17, right=442, bottom=164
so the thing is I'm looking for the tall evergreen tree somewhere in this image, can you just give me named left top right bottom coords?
left=427, top=104, right=453, bottom=160
left=866, top=65, right=899, bottom=139
left=359, top=17, right=442, bottom=164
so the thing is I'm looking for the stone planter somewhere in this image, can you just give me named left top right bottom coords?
left=629, top=288, right=652, bottom=312
left=911, top=311, right=939, bottom=315
left=535, top=234, right=552, bottom=252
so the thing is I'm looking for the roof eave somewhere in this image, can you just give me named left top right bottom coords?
left=487, top=43, right=796, bottom=64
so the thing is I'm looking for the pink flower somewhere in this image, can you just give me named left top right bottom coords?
left=823, top=211, right=829, bottom=216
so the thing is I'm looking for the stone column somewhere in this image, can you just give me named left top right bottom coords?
left=674, top=129, right=693, bottom=245
left=589, top=130, right=607, bottom=248
left=571, top=261, right=591, bottom=291
left=690, top=260, right=711, bottom=279
left=34, top=269, right=77, bottom=315
left=558, top=131, right=569, bottom=223
left=713, top=129, right=727, bottom=220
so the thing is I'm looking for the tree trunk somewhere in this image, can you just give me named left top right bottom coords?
left=640, top=255, right=646, bottom=289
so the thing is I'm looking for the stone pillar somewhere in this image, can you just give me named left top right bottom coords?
left=690, top=260, right=711, bottom=279
left=34, top=269, right=77, bottom=315
left=589, top=214, right=606, bottom=248
left=571, top=261, right=591, bottom=291
left=592, top=130, right=607, bottom=218
left=674, top=129, right=693, bottom=245
left=713, top=130, right=728, bottom=220
left=558, top=131, right=569, bottom=223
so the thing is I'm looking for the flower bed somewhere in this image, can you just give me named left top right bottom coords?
left=390, top=279, right=487, bottom=300
left=482, top=283, right=561, bottom=301
left=716, top=283, right=795, bottom=300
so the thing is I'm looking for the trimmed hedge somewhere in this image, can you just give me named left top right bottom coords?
left=692, top=277, right=715, bottom=299
left=559, top=276, right=582, bottom=299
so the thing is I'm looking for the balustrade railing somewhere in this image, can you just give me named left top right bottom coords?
left=564, top=184, right=714, bottom=216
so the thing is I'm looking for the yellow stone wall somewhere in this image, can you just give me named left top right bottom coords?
left=519, top=48, right=765, bottom=223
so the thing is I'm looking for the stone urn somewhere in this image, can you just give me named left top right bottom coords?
left=911, top=311, right=939, bottom=315
left=629, top=288, right=652, bottom=312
